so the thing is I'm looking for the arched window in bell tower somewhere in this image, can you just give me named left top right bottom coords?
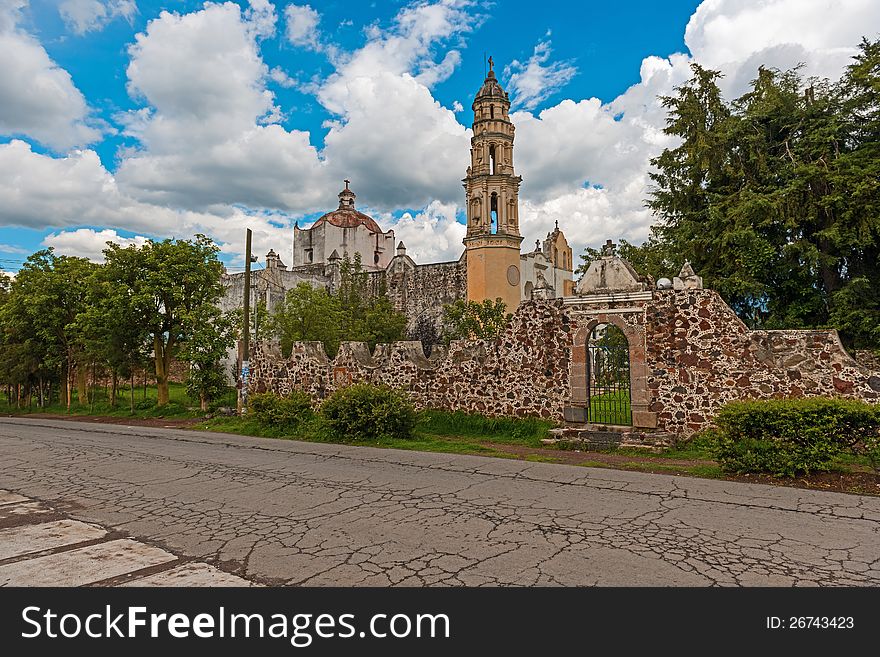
left=490, top=104, right=495, bottom=119
left=490, top=192, right=498, bottom=233
left=489, top=145, right=496, bottom=175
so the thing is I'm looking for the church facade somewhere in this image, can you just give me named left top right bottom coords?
left=221, top=61, right=574, bottom=335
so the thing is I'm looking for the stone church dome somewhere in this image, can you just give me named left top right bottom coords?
left=314, top=180, right=383, bottom=234
left=475, top=58, right=508, bottom=100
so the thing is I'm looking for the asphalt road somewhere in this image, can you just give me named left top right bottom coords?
left=0, top=417, right=878, bottom=586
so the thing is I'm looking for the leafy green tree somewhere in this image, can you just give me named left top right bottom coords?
left=268, top=282, right=342, bottom=356
left=363, top=295, right=407, bottom=349
left=6, top=250, right=97, bottom=410
left=179, top=304, right=234, bottom=410
left=408, top=314, right=441, bottom=356
left=442, top=298, right=509, bottom=342
left=637, top=41, right=880, bottom=348
left=103, top=235, right=225, bottom=406
left=77, top=269, right=151, bottom=411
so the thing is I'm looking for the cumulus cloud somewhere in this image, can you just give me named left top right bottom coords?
left=0, top=1, right=102, bottom=149
left=116, top=2, right=328, bottom=212
left=685, top=0, right=880, bottom=98
left=43, top=228, right=149, bottom=261
left=284, top=3, right=320, bottom=49
left=58, top=0, right=136, bottom=35
left=316, top=0, right=476, bottom=208
left=504, top=38, right=577, bottom=110
left=376, top=200, right=466, bottom=263
left=0, top=140, right=293, bottom=264
left=3, top=0, right=878, bottom=269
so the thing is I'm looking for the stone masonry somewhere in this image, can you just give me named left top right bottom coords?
left=249, top=288, right=880, bottom=435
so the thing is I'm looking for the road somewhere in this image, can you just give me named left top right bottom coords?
left=0, top=417, right=878, bottom=586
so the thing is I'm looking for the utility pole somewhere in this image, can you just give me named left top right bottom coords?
left=238, top=228, right=253, bottom=413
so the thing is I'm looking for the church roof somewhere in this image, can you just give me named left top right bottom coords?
left=314, top=208, right=383, bottom=233
left=475, top=64, right=508, bottom=101
left=476, top=73, right=508, bottom=100
left=312, top=181, right=384, bottom=234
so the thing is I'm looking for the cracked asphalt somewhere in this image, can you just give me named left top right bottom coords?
left=1, top=417, right=878, bottom=586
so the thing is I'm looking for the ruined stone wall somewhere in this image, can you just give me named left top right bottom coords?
left=367, top=257, right=467, bottom=331
left=247, top=289, right=880, bottom=434
left=249, top=300, right=571, bottom=419
left=643, top=289, right=880, bottom=433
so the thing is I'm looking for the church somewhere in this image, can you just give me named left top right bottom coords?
left=221, top=60, right=575, bottom=332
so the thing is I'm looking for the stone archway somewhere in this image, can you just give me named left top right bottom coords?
left=570, top=314, right=656, bottom=429
left=586, top=323, right=632, bottom=425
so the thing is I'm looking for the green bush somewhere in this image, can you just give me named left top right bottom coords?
left=135, top=398, right=155, bottom=410
left=321, top=383, right=416, bottom=441
left=713, top=398, right=880, bottom=476
left=248, top=391, right=313, bottom=430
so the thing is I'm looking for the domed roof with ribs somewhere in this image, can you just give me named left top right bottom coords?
left=313, top=180, right=384, bottom=234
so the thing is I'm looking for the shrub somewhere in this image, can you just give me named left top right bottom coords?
left=321, top=383, right=416, bottom=441
left=248, top=391, right=313, bottom=430
left=713, top=398, right=880, bottom=476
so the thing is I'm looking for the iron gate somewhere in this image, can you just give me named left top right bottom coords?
left=586, top=323, right=632, bottom=426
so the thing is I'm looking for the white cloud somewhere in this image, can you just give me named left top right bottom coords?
left=245, top=0, right=277, bottom=39
left=685, top=0, right=880, bottom=98
left=315, top=0, right=476, bottom=208
left=284, top=3, right=320, bottom=49
left=0, top=140, right=292, bottom=263
left=58, top=0, right=136, bottom=35
left=268, top=66, right=295, bottom=87
left=4, top=0, right=878, bottom=269
left=504, top=38, right=577, bottom=110
left=116, top=2, right=328, bottom=212
left=43, top=228, right=149, bottom=261
left=0, top=1, right=102, bottom=149
left=376, top=200, right=465, bottom=263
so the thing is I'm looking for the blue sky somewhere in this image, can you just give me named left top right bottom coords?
left=0, top=0, right=876, bottom=271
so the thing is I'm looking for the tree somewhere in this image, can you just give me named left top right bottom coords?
left=6, top=250, right=97, bottom=410
left=268, top=282, right=342, bottom=356
left=363, top=295, right=407, bottom=349
left=103, top=235, right=225, bottom=406
left=640, top=41, right=880, bottom=348
left=442, top=298, right=509, bottom=342
left=77, top=269, right=151, bottom=412
left=179, top=304, right=234, bottom=410
left=408, top=314, right=441, bottom=356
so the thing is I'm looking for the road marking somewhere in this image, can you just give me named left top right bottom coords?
left=0, top=490, right=28, bottom=506
left=0, top=538, right=176, bottom=587
left=121, top=562, right=259, bottom=587
left=0, top=519, right=107, bottom=561
left=0, top=501, right=56, bottom=525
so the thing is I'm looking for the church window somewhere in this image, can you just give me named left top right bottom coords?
left=489, top=145, right=496, bottom=175
left=490, top=104, right=494, bottom=119
left=490, top=193, right=498, bottom=233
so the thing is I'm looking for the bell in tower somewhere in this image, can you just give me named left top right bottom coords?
left=462, top=56, right=524, bottom=310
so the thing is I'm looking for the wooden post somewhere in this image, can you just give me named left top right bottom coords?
left=238, top=228, right=253, bottom=414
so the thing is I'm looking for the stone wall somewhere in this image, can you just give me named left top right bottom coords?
left=247, top=289, right=880, bottom=434
left=642, top=289, right=880, bottom=433
left=249, top=300, right=571, bottom=419
left=367, top=255, right=467, bottom=332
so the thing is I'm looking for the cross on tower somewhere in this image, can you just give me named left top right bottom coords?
left=344, top=179, right=350, bottom=190
left=602, top=239, right=617, bottom=256
left=487, top=56, right=493, bottom=72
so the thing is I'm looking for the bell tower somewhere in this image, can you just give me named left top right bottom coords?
left=463, top=56, right=524, bottom=310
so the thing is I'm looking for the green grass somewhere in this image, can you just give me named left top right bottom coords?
left=587, top=390, right=632, bottom=426
left=196, top=409, right=554, bottom=458
left=615, top=432, right=719, bottom=461
left=4, top=383, right=238, bottom=420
